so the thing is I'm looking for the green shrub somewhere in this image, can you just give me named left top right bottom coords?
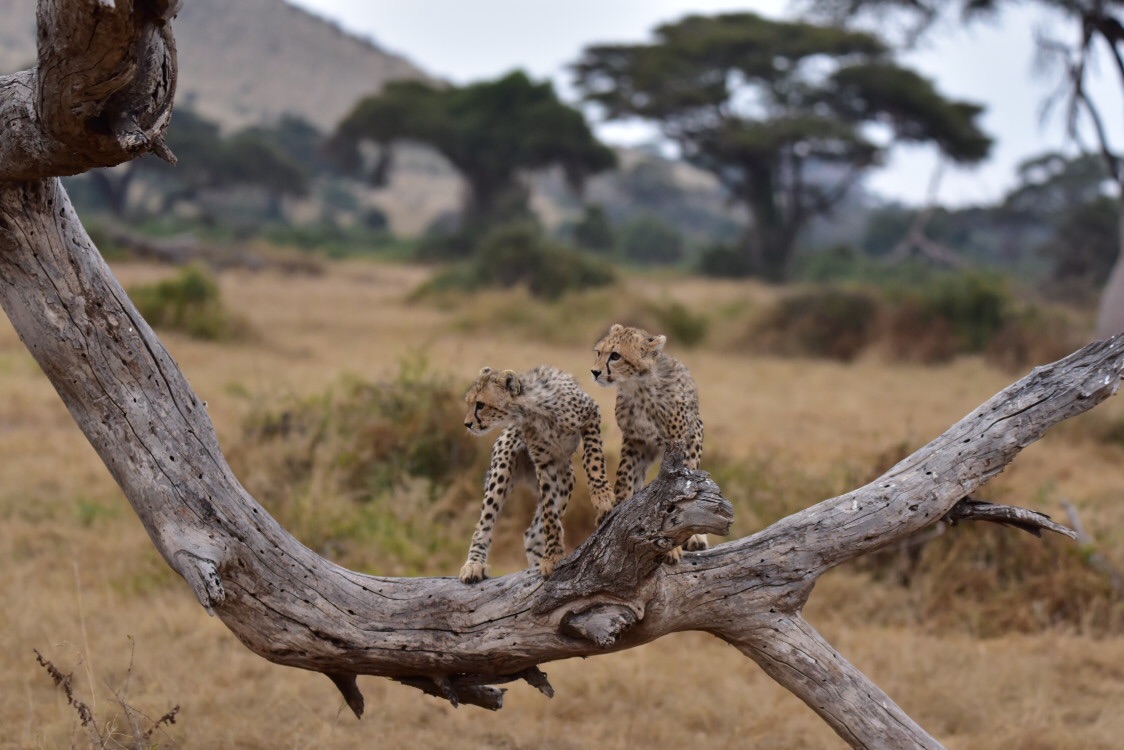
left=262, top=220, right=400, bottom=259
left=696, top=242, right=753, bottom=278
left=896, top=270, right=1010, bottom=353
left=421, top=220, right=616, bottom=301
left=231, top=357, right=486, bottom=574
left=618, top=214, right=685, bottom=265
left=752, top=286, right=879, bottom=362
left=792, top=244, right=867, bottom=283
left=645, top=300, right=709, bottom=348
left=983, top=305, right=1081, bottom=372
left=750, top=271, right=1073, bottom=367
left=568, top=204, right=616, bottom=254
left=129, top=264, right=247, bottom=341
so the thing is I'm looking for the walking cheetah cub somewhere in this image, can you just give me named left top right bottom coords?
left=591, top=323, right=707, bottom=559
left=459, top=365, right=615, bottom=583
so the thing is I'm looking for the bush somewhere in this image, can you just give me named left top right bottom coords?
left=129, top=264, right=248, bottom=341
left=568, top=204, right=616, bottom=254
left=792, top=244, right=867, bottom=283
left=750, top=271, right=1073, bottom=368
left=617, top=214, right=685, bottom=265
left=230, top=358, right=486, bottom=574
left=421, top=220, right=615, bottom=301
left=697, top=242, right=753, bottom=278
left=899, top=270, right=1010, bottom=353
left=853, top=521, right=1124, bottom=636
left=262, top=220, right=399, bottom=259
left=752, top=286, right=878, bottom=362
left=645, top=300, right=709, bottom=348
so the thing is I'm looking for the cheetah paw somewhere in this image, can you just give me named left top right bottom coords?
left=538, top=556, right=559, bottom=578
left=459, top=561, right=488, bottom=584
left=661, top=546, right=683, bottom=565
left=684, top=534, right=709, bottom=552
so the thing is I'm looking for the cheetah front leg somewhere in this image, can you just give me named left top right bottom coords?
left=617, top=438, right=683, bottom=563
left=580, top=420, right=616, bottom=524
left=529, top=448, right=574, bottom=579
left=613, top=437, right=652, bottom=507
left=683, top=428, right=709, bottom=553
left=459, top=428, right=522, bottom=583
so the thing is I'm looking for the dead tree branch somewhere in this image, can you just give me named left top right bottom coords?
left=3, top=3, right=1123, bottom=748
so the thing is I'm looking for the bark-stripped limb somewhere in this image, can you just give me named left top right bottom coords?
left=944, top=497, right=1077, bottom=539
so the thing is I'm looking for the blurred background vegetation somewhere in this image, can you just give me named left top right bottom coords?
left=30, top=3, right=1116, bottom=361
left=25, top=0, right=1122, bottom=607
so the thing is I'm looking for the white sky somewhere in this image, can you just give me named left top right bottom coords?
left=287, top=0, right=1124, bottom=208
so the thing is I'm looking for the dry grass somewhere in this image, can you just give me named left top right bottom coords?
left=4, top=260, right=1124, bottom=748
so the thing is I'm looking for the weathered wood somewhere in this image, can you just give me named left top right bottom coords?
left=0, top=1, right=178, bottom=181
left=944, top=497, right=1077, bottom=539
left=3, top=3, right=1122, bottom=748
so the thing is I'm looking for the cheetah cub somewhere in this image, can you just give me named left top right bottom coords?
left=592, top=323, right=707, bottom=559
left=459, top=366, right=615, bottom=583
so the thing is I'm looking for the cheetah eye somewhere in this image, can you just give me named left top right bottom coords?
left=609, top=352, right=621, bottom=362
left=475, top=401, right=485, bottom=411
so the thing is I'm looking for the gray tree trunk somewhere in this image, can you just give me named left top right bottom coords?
left=1094, top=199, right=1124, bottom=338
left=2, top=3, right=1122, bottom=748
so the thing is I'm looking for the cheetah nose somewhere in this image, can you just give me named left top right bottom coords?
left=464, top=421, right=473, bottom=429
left=591, top=369, right=601, bottom=378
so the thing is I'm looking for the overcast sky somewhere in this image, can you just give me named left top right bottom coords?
left=287, top=0, right=1124, bottom=208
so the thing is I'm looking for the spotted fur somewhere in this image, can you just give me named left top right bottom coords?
left=459, top=365, right=615, bottom=583
left=592, top=323, right=707, bottom=559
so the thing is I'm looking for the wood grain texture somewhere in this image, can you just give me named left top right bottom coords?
left=0, top=0, right=177, bottom=180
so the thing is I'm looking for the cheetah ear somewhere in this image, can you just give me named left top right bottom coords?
left=609, top=323, right=623, bottom=334
left=501, top=370, right=522, bottom=396
left=645, top=335, right=667, bottom=355
left=479, top=366, right=493, bottom=376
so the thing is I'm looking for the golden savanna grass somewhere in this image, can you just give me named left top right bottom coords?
left=3, top=260, right=1124, bottom=749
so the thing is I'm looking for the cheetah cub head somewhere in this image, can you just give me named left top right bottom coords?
left=463, top=367, right=522, bottom=435
left=591, top=323, right=666, bottom=386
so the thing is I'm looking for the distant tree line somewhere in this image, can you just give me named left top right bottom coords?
left=63, top=7, right=1118, bottom=306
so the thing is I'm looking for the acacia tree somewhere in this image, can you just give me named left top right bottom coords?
left=2, top=3, right=1123, bottom=748
left=331, top=72, right=616, bottom=231
left=812, top=0, right=1124, bottom=334
left=88, top=109, right=310, bottom=219
left=573, top=12, right=992, bottom=281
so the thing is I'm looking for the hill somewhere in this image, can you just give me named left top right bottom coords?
left=0, top=0, right=430, bottom=131
left=0, top=1, right=742, bottom=239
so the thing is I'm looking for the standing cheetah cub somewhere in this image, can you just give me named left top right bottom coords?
left=592, top=323, right=707, bottom=559
left=459, top=366, right=615, bottom=583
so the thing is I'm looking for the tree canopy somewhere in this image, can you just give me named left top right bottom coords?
left=810, top=0, right=1124, bottom=334
left=573, top=11, right=991, bottom=280
left=331, top=72, right=616, bottom=230
left=87, top=109, right=311, bottom=219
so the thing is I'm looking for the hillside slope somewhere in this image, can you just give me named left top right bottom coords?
left=0, top=1, right=741, bottom=239
left=0, top=0, right=429, bottom=131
